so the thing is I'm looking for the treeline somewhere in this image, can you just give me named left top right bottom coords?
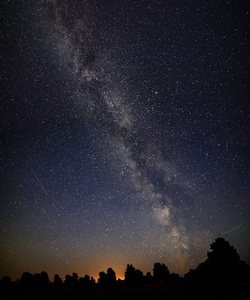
left=0, top=263, right=182, bottom=289
left=1, top=238, right=250, bottom=289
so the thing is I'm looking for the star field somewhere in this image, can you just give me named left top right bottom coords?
left=1, top=0, right=250, bottom=281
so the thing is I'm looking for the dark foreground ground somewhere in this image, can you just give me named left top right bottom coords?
left=1, top=286, right=250, bottom=300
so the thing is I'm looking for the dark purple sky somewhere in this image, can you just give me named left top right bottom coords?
left=1, top=0, right=249, bottom=281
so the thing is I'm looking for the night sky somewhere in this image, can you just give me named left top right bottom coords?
left=1, top=0, right=250, bottom=281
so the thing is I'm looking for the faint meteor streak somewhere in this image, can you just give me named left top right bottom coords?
left=223, top=224, right=242, bottom=234
left=31, top=168, right=48, bottom=196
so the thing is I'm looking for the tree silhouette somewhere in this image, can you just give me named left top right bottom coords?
left=1, top=276, right=12, bottom=288
left=125, top=264, right=144, bottom=287
left=34, top=271, right=49, bottom=288
left=98, top=268, right=116, bottom=288
left=53, top=274, right=63, bottom=287
left=185, top=237, right=249, bottom=288
left=79, top=274, right=89, bottom=288
left=79, top=274, right=96, bottom=288
left=90, top=277, right=96, bottom=287
left=1, top=238, right=249, bottom=294
left=98, top=271, right=107, bottom=287
left=153, top=263, right=170, bottom=281
left=107, top=268, right=116, bottom=287
left=20, top=272, right=35, bottom=288
left=65, top=273, right=79, bottom=288
left=169, top=273, right=182, bottom=286
left=145, top=272, right=153, bottom=281
left=208, top=238, right=240, bottom=262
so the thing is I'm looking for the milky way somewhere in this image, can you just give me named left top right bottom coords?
left=1, top=0, right=249, bottom=280
left=43, top=0, right=190, bottom=260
